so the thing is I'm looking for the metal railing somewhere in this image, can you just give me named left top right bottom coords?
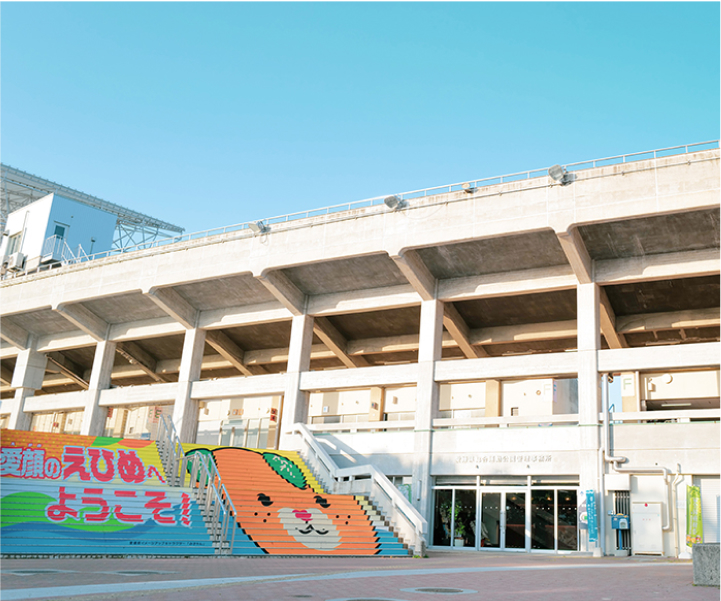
left=293, top=422, right=427, bottom=555
left=40, top=236, right=88, bottom=266
left=27, top=140, right=718, bottom=269
left=182, top=451, right=238, bottom=554
left=157, top=415, right=238, bottom=554
left=157, top=415, right=185, bottom=486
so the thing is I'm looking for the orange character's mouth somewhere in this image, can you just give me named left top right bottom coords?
left=293, top=509, right=329, bottom=535
left=279, top=507, right=342, bottom=550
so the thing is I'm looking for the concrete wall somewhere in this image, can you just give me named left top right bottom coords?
left=642, top=370, right=720, bottom=401
left=1, top=194, right=53, bottom=260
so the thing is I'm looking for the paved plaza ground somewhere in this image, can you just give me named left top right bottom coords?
left=1, top=552, right=717, bottom=601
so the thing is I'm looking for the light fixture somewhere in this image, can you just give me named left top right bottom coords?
left=384, top=195, right=407, bottom=210
left=548, top=164, right=571, bottom=185
left=462, top=182, right=476, bottom=193
left=248, top=221, right=269, bottom=234
left=660, top=402, right=692, bottom=408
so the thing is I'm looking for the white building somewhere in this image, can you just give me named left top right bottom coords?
left=1, top=143, right=719, bottom=557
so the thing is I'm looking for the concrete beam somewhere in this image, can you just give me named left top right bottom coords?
left=244, top=344, right=336, bottom=366
left=55, top=303, right=109, bottom=341
left=617, top=307, right=720, bottom=333
left=257, top=271, right=306, bottom=316
left=188, top=373, right=288, bottom=400
left=109, top=317, right=185, bottom=342
left=471, top=320, right=577, bottom=345
left=390, top=250, right=436, bottom=301
left=438, top=265, right=576, bottom=302
left=46, top=351, right=90, bottom=389
left=300, top=363, right=420, bottom=391
left=199, top=302, right=290, bottom=330
left=36, top=331, right=96, bottom=354
left=443, top=302, right=487, bottom=358
left=0, top=317, right=29, bottom=349
left=556, top=227, right=593, bottom=284
left=115, top=341, right=167, bottom=383
left=435, top=352, right=580, bottom=382
left=598, top=342, right=720, bottom=373
left=595, top=248, right=720, bottom=285
left=205, top=329, right=254, bottom=377
left=308, top=284, right=419, bottom=317
left=599, top=287, right=628, bottom=349
left=348, top=333, right=451, bottom=356
left=145, top=287, right=198, bottom=329
left=313, top=316, right=369, bottom=368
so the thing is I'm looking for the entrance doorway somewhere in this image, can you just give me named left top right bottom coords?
left=432, top=485, right=578, bottom=552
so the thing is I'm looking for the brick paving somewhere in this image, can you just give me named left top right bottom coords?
left=1, top=552, right=717, bottom=601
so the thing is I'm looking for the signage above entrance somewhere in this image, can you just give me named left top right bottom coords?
left=456, top=454, right=553, bottom=465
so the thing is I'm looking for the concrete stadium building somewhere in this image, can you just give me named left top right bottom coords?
left=1, top=143, right=719, bottom=557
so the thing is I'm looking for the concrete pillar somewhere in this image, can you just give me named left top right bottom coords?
left=279, top=314, right=314, bottom=449
left=80, top=340, right=116, bottom=436
left=368, top=387, right=384, bottom=421
left=8, top=346, right=47, bottom=431
left=413, top=299, right=444, bottom=518
left=485, top=379, right=501, bottom=418
left=577, top=283, right=602, bottom=553
left=172, top=328, right=206, bottom=443
left=620, top=372, right=640, bottom=413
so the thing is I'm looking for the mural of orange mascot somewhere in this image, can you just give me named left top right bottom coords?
left=190, top=447, right=383, bottom=555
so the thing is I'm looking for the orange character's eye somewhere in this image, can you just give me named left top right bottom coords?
left=257, top=493, right=273, bottom=506
left=314, top=495, right=330, bottom=508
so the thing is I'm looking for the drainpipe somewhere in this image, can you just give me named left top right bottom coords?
left=671, top=465, right=682, bottom=557
left=597, top=375, right=607, bottom=556
left=601, top=375, right=672, bottom=533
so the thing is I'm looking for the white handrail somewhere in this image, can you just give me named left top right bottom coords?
left=308, top=420, right=416, bottom=433
left=604, top=408, right=720, bottom=422
left=433, top=413, right=581, bottom=428
left=292, top=422, right=427, bottom=555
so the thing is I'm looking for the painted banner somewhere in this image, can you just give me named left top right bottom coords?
left=1, top=431, right=166, bottom=484
left=686, top=484, right=703, bottom=546
left=586, top=489, right=598, bottom=543
left=0, top=430, right=214, bottom=555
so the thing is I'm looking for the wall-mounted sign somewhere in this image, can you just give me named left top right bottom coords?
left=456, top=454, right=552, bottom=464
left=586, top=489, right=598, bottom=543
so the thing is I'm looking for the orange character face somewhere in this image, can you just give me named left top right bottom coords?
left=277, top=506, right=342, bottom=550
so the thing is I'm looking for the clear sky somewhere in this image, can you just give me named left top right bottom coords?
left=2, top=2, right=719, bottom=235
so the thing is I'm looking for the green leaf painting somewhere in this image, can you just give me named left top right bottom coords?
left=262, top=453, right=307, bottom=489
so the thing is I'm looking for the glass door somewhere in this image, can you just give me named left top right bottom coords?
left=531, top=490, right=555, bottom=550
left=504, top=492, right=526, bottom=549
left=530, top=489, right=579, bottom=552
left=480, top=492, right=502, bottom=548
left=478, top=490, right=527, bottom=551
left=454, top=490, right=476, bottom=548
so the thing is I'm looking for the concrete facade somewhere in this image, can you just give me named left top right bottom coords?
left=1, top=146, right=719, bottom=557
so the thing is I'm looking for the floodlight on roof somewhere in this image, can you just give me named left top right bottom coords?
left=462, top=182, right=476, bottom=194
left=548, top=164, right=570, bottom=184
left=384, top=195, right=407, bottom=210
left=248, top=221, right=269, bottom=234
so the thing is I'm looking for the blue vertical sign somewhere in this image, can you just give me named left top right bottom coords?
left=586, top=489, right=598, bottom=543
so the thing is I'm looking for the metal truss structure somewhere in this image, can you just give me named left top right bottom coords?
left=1, top=164, right=184, bottom=250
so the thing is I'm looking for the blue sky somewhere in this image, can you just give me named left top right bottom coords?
left=2, top=2, right=719, bottom=235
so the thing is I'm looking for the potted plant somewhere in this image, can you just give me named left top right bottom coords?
left=453, top=504, right=466, bottom=547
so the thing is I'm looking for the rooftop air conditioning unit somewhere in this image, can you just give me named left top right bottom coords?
left=7, top=252, right=26, bottom=271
